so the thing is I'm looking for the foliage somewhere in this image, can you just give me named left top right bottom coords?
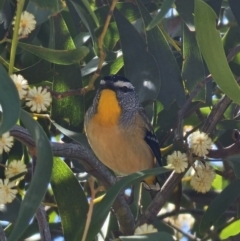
left=0, top=0, right=240, bottom=240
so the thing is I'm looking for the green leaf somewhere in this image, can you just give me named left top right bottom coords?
left=50, top=14, right=85, bottom=129
left=182, top=24, right=206, bottom=102
left=146, top=0, right=176, bottom=31
left=120, top=232, right=175, bottom=241
left=222, top=26, right=240, bottom=77
left=200, top=179, right=240, bottom=234
left=26, top=1, right=60, bottom=25
left=175, top=0, right=195, bottom=31
left=16, top=42, right=89, bottom=65
left=86, top=167, right=171, bottom=241
left=51, top=121, right=90, bottom=148
left=8, top=110, right=53, bottom=241
left=114, top=9, right=160, bottom=103
left=227, top=155, right=240, bottom=178
left=220, top=219, right=240, bottom=240
left=0, top=65, right=20, bottom=135
left=51, top=158, right=88, bottom=241
left=137, top=0, right=185, bottom=108
left=30, top=0, right=64, bottom=12
left=217, top=120, right=240, bottom=130
left=81, top=0, right=99, bottom=27
left=195, top=0, right=240, bottom=105
left=71, top=1, right=98, bottom=52
left=228, top=0, right=240, bottom=27
left=0, top=0, right=5, bottom=10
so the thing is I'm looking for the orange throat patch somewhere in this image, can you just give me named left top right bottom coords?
left=93, top=89, right=121, bottom=126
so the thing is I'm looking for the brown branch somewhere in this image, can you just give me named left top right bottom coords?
left=207, top=141, right=240, bottom=159
left=167, top=221, right=201, bottom=241
left=36, top=204, right=52, bottom=241
left=10, top=125, right=135, bottom=235
left=47, top=87, right=84, bottom=100
left=175, top=74, right=212, bottom=140
left=137, top=170, right=186, bottom=225
left=0, top=223, right=6, bottom=241
left=177, top=44, right=240, bottom=139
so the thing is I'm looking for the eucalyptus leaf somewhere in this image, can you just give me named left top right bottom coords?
left=51, top=158, right=88, bottom=241
left=0, top=65, right=20, bottom=135
left=146, top=0, right=176, bottom=30
left=114, top=9, right=160, bottom=103
left=8, top=110, right=53, bottom=241
left=200, top=179, right=240, bottom=234
left=86, top=167, right=171, bottom=241
left=17, top=42, right=89, bottom=65
left=195, top=0, right=240, bottom=105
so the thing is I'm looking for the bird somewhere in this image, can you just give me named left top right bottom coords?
left=84, top=75, right=163, bottom=190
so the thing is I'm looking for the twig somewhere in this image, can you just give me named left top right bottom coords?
left=175, top=74, right=212, bottom=140
left=137, top=170, right=186, bottom=225
left=81, top=178, right=96, bottom=241
left=8, top=0, right=25, bottom=75
left=47, top=87, right=84, bottom=99
left=201, top=76, right=240, bottom=134
left=177, top=44, right=240, bottom=139
left=0, top=223, right=6, bottom=241
left=158, top=208, right=235, bottom=220
left=167, top=221, right=201, bottom=241
left=227, top=44, right=240, bottom=62
left=81, top=0, right=119, bottom=94
left=35, top=204, right=52, bottom=241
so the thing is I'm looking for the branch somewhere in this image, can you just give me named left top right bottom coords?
left=10, top=125, right=135, bottom=235
left=137, top=170, right=185, bottom=225
left=201, top=76, right=240, bottom=133
left=0, top=223, right=6, bottom=241
left=36, top=204, right=52, bottom=241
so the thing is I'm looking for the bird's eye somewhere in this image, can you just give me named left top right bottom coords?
left=122, top=86, right=128, bottom=92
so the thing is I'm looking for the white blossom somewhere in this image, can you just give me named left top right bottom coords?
left=188, top=130, right=212, bottom=157
left=5, top=160, right=27, bottom=180
left=134, top=223, right=158, bottom=235
left=10, top=74, right=28, bottom=99
left=0, top=179, right=17, bottom=204
left=167, top=151, right=188, bottom=173
left=190, top=162, right=216, bottom=193
left=12, top=11, right=36, bottom=36
left=26, top=86, right=52, bottom=113
left=0, top=132, right=14, bottom=154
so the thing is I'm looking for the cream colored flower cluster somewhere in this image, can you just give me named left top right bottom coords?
left=10, top=74, right=52, bottom=113
left=12, top=11, right=36, bottom=37
left=0, top=160, right=27, bottom=205
left=166, top=130, right=216, bottom=193
left=11, top=12, right=51, bottom=112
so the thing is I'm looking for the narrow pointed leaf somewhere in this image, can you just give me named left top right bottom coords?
left=146, top=0, right=176, bottom=30
left=0, top=65, right=20, bottom=135
left=8, top=110, right=53, bottom=241
left=200, top=179, right=240, bottom=233
left=137, top=0, right=185, bottom=108
left=114, top=9, right=160, bottom=103
left=195, top=0, right=240, bottom=105
left=51, top=121, right=90, bottom=148
left=51, top=158, right=88, bottom=241
left=86, top=167, right=171, bottom=241
left=16, top=42, right=89, bottom=65
left=182, top=24, right=206, bottom=102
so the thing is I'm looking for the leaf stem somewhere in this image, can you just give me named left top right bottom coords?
left=9, top=0, right=25, bottom=75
